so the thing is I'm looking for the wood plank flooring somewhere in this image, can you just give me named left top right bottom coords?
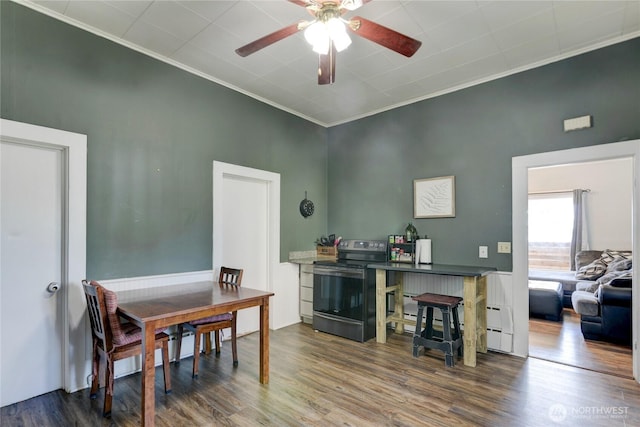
left=2, top=323, right=639, bottom=426
left=529, top=309, right=633, bottom=379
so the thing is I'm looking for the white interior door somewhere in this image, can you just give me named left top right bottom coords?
left=1, top=141, right=64, bottom=406
left=213, top=161, right=280, bottom=337
left=221, top=176, right=268, bottom=335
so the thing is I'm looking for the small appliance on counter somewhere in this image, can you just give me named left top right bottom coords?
left=415, top=238, right=432, bottom=264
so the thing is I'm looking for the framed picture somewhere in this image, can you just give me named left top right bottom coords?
left=414, top=175, right=455, bottom=218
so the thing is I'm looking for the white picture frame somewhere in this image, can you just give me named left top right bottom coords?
left=414, top=175, right=455, bottom=218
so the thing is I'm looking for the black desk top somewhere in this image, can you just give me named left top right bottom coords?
left=368, top=262, right=497, bottom=277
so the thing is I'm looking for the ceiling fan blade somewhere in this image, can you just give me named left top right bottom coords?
left=288, top=0, right=311, bottom=7
left=318, top=43, right=337, bottom=85
left=235, top=23, right=303, bottom=57
left=348, top=16, right=422, bottom=57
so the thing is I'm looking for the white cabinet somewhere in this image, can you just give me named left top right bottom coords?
left=299, top=264, right=314, bottom=324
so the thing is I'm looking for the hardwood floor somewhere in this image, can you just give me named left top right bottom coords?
left=2, top=323, right=639, bottom=426
left=529, top=308, right=633, bottom=379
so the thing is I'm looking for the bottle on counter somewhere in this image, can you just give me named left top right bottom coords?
left=405, top=222, right=418, bottom=243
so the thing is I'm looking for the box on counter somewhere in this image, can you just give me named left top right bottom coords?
left=316, top=246, right=337, bottom=258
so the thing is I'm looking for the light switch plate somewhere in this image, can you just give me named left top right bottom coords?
left=479, top=246, right=488, bottom=258
left=497, top=241, right=511, bottom=254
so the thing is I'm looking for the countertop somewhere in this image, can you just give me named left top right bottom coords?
left=288, top=250, right=333, bottom=265
left=368, top=262, right=496, bottom=277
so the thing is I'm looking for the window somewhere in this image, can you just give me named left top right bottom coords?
left=528, top=193, right=573, bottom=270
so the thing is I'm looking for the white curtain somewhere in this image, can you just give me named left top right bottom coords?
left=570, top=189, right=589, bottom=270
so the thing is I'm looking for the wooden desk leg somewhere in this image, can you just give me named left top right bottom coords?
left=477, top=276, right=488, bottom=354
left=141, top=322, right=156, bottom=427
left=375, top=269, right=387, bottom=343
left=259, top=298, right=270, bottom=384
left=462, top=277, right=478, bottom=367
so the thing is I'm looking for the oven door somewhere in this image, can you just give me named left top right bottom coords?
left=313, top=265, right=366, bottom=322
left=313, top=265, right=368, bottom=341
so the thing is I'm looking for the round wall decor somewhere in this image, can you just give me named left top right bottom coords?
left=299, top=191, right=314, bottom=218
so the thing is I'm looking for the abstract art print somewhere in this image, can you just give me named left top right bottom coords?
left=414, top=176, right=455, bottom=218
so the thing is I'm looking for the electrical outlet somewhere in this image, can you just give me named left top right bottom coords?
left=479, top=246, right=488, bottom=258
left=497, top=241, right=511, bottom=254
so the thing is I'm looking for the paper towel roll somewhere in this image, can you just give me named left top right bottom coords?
left=415, top=239, right=432, bottom=264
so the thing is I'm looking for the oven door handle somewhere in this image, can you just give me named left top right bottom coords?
left=313, top=266, right=365, bottom=279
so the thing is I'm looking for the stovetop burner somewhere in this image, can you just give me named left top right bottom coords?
left=315, top=238, right=387, bottom=268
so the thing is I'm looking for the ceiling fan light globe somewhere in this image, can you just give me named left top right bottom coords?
left=312, top=38, right=330, bottom=55
left=304, top=21, right=324, bottom=45
left=327, top=18, right=351, bottom=52
left=305, top=21, right=330, bottom=55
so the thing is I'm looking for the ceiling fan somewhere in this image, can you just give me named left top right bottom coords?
left=235, top=0, right=422, bottom=85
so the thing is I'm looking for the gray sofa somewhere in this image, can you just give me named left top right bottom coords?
left=529, top=250, right=631, bottom=307
left=569, top=250, right=632, bottom=344
left=531, top=249, right=632, bottom=343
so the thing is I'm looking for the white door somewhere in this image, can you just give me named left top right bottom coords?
left=221, top=176, right=268, bottom=334
left=213, top=161, right=280, bottom=336
left=1, top=141, right=64, bottom=406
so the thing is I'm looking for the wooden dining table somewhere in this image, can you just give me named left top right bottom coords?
left=116, top=281, right=274, bottom=427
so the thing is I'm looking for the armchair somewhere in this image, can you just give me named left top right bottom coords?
left=571, top=278, right=632, bottom=345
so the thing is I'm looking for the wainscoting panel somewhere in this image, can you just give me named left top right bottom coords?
left=400, top=271, right=514, bottom=353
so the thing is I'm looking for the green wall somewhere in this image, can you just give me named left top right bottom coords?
left=3, top=2, right=639, bottom=277
left=328, top=37, right=640, bottom=271
left=1, top=2, right=328, bottom=279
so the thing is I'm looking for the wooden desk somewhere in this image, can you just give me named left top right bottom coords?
left=116, top=281, right=274, bottom=427
left=369, top=263, right=496, bottom=367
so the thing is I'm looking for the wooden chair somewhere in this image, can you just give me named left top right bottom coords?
left=175, top=267, right=243, bottom=378
left=82, top=280, right=171, bottom=418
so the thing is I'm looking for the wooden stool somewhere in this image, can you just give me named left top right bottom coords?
left=412, top=292, right=463, bottom=367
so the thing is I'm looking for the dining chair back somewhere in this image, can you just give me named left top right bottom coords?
left=175, top=267, right=244, bottom=378
left=82, top=280, right=171, bottom=418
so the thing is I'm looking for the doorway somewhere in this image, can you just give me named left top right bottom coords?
left=526, top=158, right=633, bottom=377
left=212, top=161, right=280, bottom=333
left=0, top=119, right=87, bottom=404
left=512, top=139, right=640, bottom=382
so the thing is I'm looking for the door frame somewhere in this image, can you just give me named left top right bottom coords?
left=212, top=161, right=280, bottom=329
left=512, top=139, right=639, bottom=382
left=0, top=119, right=87, bottom=393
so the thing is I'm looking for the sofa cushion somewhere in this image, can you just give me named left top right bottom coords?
left=596, top=269, right=633, bottom=287
left=606, top=256, right=632, bottom=272
left=600, top=250, right=632, bottom=265
left=575, top=257, right=608, bottom=280
left=574, top=250, right=632, bottom=281
left=571, top=290, right=599, bottom=317
left=576, top=280, right=599, bottom=293
left=575, top=250, right=604, bottom=270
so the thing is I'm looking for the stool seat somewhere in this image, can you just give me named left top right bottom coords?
left=412, top=293, right=463, bottom=308
left=412, top=292, right=463, bottom=367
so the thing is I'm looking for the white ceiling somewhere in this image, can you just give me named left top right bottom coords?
left=19, top=0, right=640, bottom=127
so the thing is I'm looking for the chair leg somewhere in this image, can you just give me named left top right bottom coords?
left=231, top=312, right=238, bottom=367
left=103, top=356, right=114, bottom=418
left=175, top=324, right=184, bottom=365
left=89, top=339, right=99, bottom=399
left=161, top=341, right=172, bottom=394
left=192, top=330, right=201, bottom=378
left=214, top=330, right=221, bottom=356
left=204, top=332, right=212, bottom=355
